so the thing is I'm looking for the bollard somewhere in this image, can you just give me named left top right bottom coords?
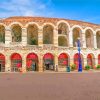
left=66, top=66, right=70, bottom=72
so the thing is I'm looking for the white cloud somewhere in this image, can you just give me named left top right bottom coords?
left=0, top=0, right=54, bottom=18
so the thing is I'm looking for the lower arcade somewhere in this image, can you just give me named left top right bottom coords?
left=0, top=50, right=99, bottom=72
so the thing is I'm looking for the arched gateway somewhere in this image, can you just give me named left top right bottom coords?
left=43, top=53, right=54, bottom=71
left=11, top=53, right=22, bottom=72
left=26, top=53, right=38, bottom=71
left=0, top=54, right=5, bottom=72
left=74, top=53, right=84, bottom=69
left=58, top=53, right=69, bottom=67
left=98, top=54, right=100, bottom=64
left=87, top=54, right=95, bottom=69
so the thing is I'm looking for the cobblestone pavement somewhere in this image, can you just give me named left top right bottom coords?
left=0, top=72, right=100, bottom=100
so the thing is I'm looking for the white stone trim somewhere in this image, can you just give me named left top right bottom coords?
left=41, top=23, right=55, bottom=29
left=25, top=22, right=40, bottom=28
left=8, top=22, right=23, bottom=28
left=83, top=27, right=94, bottom=35
left=56, top=20, right=70, bottom=31
left=71, top=25, right=83, bottom=32
left=0, top=23, right=7, bottom=27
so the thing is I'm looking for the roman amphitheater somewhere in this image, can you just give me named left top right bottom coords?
left=0, top=16, right=100, bottom=72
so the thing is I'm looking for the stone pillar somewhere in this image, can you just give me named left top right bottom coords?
left=38, top=53, right=43, bottom=72
left=54, top=52, right=58, bottom=71
left=95, top=57, right=98, bottom=66
left=22, top=27, right=27, bottom=46
left=94, top=35, right=97, bottom=49
left=84, top=57, right=87, bottom=67
left=70, top=55, right=74, bottom=65
left=54, top=28, right=58, bottom=47
left=69, top=30, right=73, bottom=47
left=82, top=33, right=86, bottom=48
left=38, top=27, right=43, bottom=47
left=5, top=27, right=12, bottom=46
left=5, top=55, right=11, bottom=72
left=22, top=54, right=27, bottom=72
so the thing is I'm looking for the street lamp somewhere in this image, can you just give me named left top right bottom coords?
left=77, top=38, right=82, bottom=72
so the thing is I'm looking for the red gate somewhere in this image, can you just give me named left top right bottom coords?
left=26, top=53, right=38, bottom=71
left=87, top=54, right=93, bottom=68
left=43, top=53, right=54, bottom=70
left=0, top=54, right=5, bottom=72
left=11, top=53, right=22, bottom=72
left=58, top=53, right=69, bottom=66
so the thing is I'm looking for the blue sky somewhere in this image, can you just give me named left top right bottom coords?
left=0, top=0, right=100, bottom=24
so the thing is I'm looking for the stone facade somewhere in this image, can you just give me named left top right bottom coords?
left=0, top=16, right=100, bottom=72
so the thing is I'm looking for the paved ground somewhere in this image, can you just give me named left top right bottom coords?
left=0, top=72, right=100, bottom=100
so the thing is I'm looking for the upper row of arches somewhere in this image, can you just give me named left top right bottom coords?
left=0, top=20, right=99, bottom=33
left=0, top=20, right=100, bottom=48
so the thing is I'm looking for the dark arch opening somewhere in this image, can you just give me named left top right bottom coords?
left=11, top=53, right=22, bottom=72
left=0, top=53, right=5, bottom=72
left=26, top=53, right=38, bottom=71
left=43, top=25, right=53, bottom=44
left=74, top=53, right=84, bottom=69
left=27, top=25, right=38, bottom=45
left=43, top=53, right=54, bottom=71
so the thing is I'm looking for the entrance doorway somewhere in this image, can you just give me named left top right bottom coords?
left=87, top=54, right=95, bottom=69
left=0, top=54, right=5, bottom=72
left=26, top=53, right=38, bottom=71
left=58, top=53, right=69, bottom=67
left=98, top=54, right=100, bottom=64
left=43, top=53, right=54, bottom=71
left=11, top=53, right=22, bottom=72
left=74, top=53, right=84, bottom=70
left=0, top=64, right=1, bottom=72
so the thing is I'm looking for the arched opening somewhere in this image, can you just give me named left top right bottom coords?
left=11, top=53, right=22, bottom=72
left=98, top=54, right=100, bottom=64
left=0, top=54, right=5, bottom=72
left=96, top=31, right=100, bottom=48
left=26, top=53, right=38, bottom=71
left=43, top=25, right=53, bottom=44
left=11, top=25, right=22, bottom=42
left=58, top=23, right=68, bottom=35
left=87, top=54, right=95, bottom=69
left=0, top=25, right=5, bottom=43
left=58, top=36, right=68, bottom=47
left=73, top=28, right=82, bottom=47
left=85, top=30, right=94, bottom=48
left=58, top=53, right=69, bottom=68
left=74, top=53, right=84, bottom=69
left=58, top=23, right=69, bottom=47
left=27, top=25, right=38, bottom=45
left=43, top=53, right=54, bottom=71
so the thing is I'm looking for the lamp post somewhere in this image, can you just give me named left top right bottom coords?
left=77, top=38, right=82, bottom=72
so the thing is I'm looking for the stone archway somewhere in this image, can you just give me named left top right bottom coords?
left=87, top=54, right=95, bottom=69
left=58, top=23, right=68, bottom=35
left=96, top=31, right=100, bottom=48
left=58, top=53, right=69, bottom=71
left=43, top=25, right=54, bottom=44
left=0, top=53, right=5, bottom=72
left=74, top=53, right=84, bottom=70
left=11, top=53, right=22, bottom=72
left=43, top=53, right=54, bottom=71
left=26, top=53, right=38, bottom=71
left=73, top=28, right=82, bottom=47
left=98, top=54, right=100, bottom=64
left=27, top=24, right=38, bottom=45
left=11, top=25, right=22, bottom=42
left=58, top=23, right=69, bottom=47
left=0, top=25, right=5, bottom=43
left=85, top=30, right=94, bottom=48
